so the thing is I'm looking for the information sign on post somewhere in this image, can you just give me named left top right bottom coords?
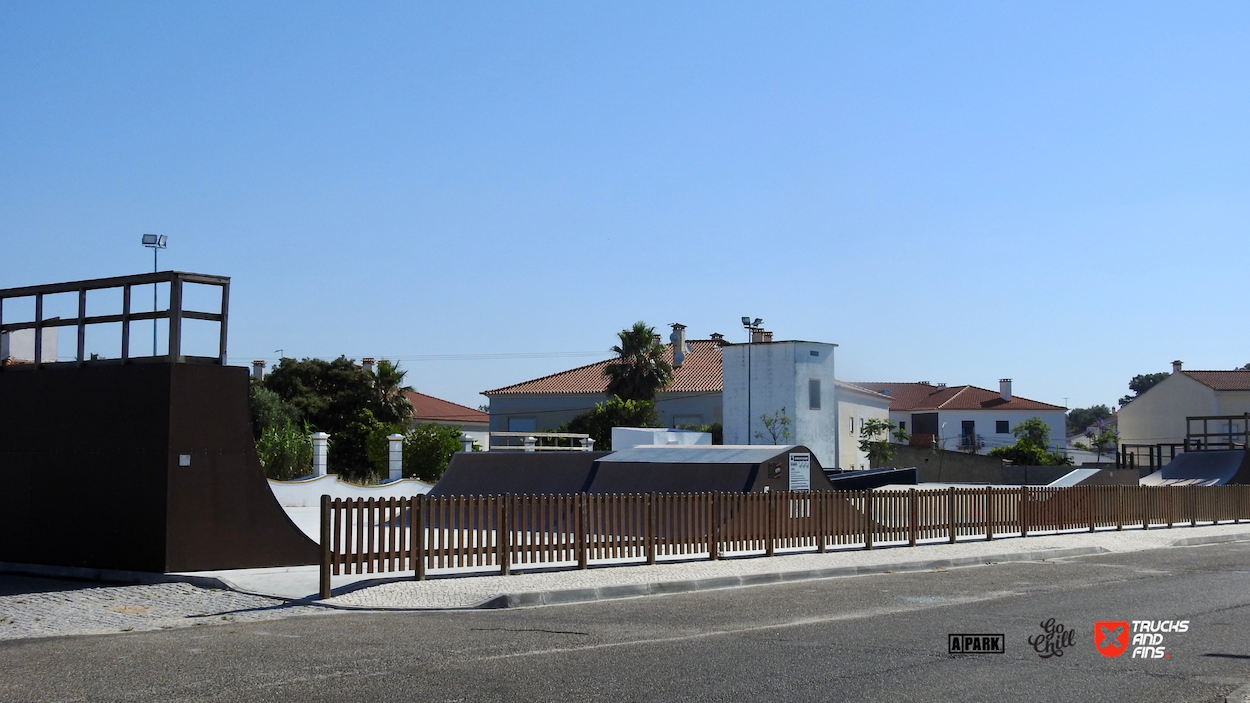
left=788, top=452, right=811, bottom=492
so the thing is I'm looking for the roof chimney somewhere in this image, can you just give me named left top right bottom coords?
left=752, top=329, right=773, bottom=343
left=763, top=331, right=773, bottom=343
left=935, top=382, right=946, bottom=390
left=362, top=357, right=376, bottom=374
left=1000, top=378, right=1012, bottom=402
left=251, top=360, right=266, bottom=380
left=1172, top=360, right=1183, bottom=374
left=709, top=332, right=726, bottom=346
left=668, top=323, right=689, bottom=368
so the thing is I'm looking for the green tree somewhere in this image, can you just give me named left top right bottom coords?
left=858, top=418, right=898, bottom=465
left=1066, top=404, right=1112, bottom=435
left=755, top=408, right=794, bottom=444
left=988, top=416, right=1072, bottom=466
left=604, top=322, right=674, bottom=401
left=1119, top=372, right=1169, bottom=406
left=401, top=424, right=464, bottom=483
left=248, top=383, right=302, bottom=440
left=564, top=396, right=661, bottom=450
left=370, top=359, right=416, bottom=425
left=259, top=356, right=415, bottom=481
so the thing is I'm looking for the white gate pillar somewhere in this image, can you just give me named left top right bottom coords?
left=387, top=433, right=405, bottom=482
left=311, top=432, right=330, bottom=477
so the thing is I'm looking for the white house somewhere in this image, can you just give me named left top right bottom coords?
left=1117, top=361, right=1250, bottom=448
left=482, top=336, right=727, bottom=434
left=853, top=380, right=1067, bottom=455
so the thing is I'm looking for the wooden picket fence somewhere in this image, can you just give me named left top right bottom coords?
left=318, top=484, right=1250, bottom=598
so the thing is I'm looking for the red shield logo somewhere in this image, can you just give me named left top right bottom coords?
left=1095, top=621, right=1129, bottom=658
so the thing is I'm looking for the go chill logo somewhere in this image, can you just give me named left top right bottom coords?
left=1096, top=620, right=1189, bottom=659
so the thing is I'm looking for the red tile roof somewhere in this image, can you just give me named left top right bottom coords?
left=852, top=382, right=1064, bottom=412
left=483, top=339, right=726, bottom=396
left=1182, top=370, right=1250, bottom=391
left=404, top=390, right=489, bottom=424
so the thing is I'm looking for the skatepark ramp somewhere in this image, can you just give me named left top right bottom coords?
left=1140, top=449, right=1250, bottom=487
left=432, top=445, right=834, bottom=496
left=0, top=272, right=319, bottom=573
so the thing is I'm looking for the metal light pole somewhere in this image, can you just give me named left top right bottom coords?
left=141, top=234, right=167, bottom=356
left=741, top=316, right=762, bottom=445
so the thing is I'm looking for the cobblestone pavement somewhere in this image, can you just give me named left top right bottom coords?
left=0, top=581, right=332, bottom=641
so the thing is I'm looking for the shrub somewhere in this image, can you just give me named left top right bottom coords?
left=256, top=422, right=313, bottom=481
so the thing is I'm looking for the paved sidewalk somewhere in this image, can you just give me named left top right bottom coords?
left=321, top=522, right=1250, bottom=610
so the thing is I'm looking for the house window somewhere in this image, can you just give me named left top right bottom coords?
left=809, top=379, right=821, bottom=410
left=898, top=421, right=906, bottom=432
left=507, top=417, right=537, bottom=432
left=996, top=420, right=1010, bottom=434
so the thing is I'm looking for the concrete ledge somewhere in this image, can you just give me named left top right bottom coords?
left=470, top=546, right=1108, bottom=609
left=0, top=561, right=233, bottom=591
left=1169, top=532, right=1250, bottom=547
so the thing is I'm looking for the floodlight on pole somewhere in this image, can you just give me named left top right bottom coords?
left=142, top=234, right=168, bottom=356
left=742, top=315, right=763, bottom=445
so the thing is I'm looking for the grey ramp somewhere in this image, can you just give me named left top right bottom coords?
left=1140, top=449, right=1250, bottom=486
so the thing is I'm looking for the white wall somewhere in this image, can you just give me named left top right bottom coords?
left=0, top=327, right=57, bottom=363
left=722, top=341, right=841, bottom=467
left=1117, top=373, right=1217, bottom=446
left=611, top=427, right=712, bottom=449
left=268, top=474, right=433, bottom=507
left=839, top=388, right=893, bottom=469
left=933, top=409, right=1067, bottom=454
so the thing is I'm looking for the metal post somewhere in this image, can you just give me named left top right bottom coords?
left=152, top=248, right=158, bottom=356
left=76, top=289, right=86, bottom=366
left=647, top=492, right=657, bottom=564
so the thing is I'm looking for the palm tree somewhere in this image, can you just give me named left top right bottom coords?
left=371, top=359, right=415, bottom=424
left=604, top=322, right=674, bottom=401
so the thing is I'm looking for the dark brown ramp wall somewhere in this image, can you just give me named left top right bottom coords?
left=0, top=364, right=318, bottom=573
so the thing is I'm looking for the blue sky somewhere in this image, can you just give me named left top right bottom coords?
left=3, top=2, right=1248, bottom=412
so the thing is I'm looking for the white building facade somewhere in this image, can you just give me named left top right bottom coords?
left=722, top=340, right=891, bottom=469
left=1117, top=366, right=1250, bottom=447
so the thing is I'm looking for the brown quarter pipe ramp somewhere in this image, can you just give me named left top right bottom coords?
left=0, top=364, right=320, bottom=572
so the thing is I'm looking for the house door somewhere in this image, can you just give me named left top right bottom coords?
left=961, top=420, right=976, bottom=450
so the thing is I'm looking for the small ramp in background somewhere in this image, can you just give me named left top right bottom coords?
left=1140, top=449, right=1250, bottom=487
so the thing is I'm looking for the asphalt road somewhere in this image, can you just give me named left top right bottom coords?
left=3, top=541, right=1250, bottom=702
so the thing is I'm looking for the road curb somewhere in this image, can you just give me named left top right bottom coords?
left=1169, top=532, right=1250, bottom=547
left=472, top=546, right=1108, bottom=609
